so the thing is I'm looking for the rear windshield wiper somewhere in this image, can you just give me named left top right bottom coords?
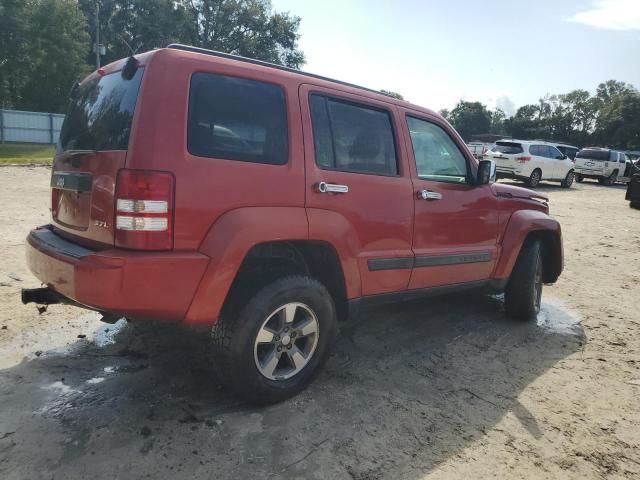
left=58, top=149, right=97, bottom=161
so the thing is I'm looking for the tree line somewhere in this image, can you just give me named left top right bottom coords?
left=0, top=0, right=304, bottom=113
left=441, top=80, right=640, bottom=150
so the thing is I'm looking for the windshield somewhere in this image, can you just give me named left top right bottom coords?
left=576, top=149, right=609, bottom=161
left=58, top=67, right=144, bottom=151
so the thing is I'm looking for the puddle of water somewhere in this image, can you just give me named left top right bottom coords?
left=93, top=318, right=128, bottom=347
left=536, top=298, right=582, bottom=335
left=41, top=381, right=79, bottom=395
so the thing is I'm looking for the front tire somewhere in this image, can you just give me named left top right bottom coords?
left=504, top=239, right=543, bottom=320
left=526, top=169, right=542, bottom=188
left=210, top=276, right=337, bottom=404
left=561, top=171, right=575, bottom=188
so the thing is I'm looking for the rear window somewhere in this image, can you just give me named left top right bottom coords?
left=491, top=141, right=523, bottom=154
left=59, top=68, right=144, bottom=151
left=309, top=94, right=398, bottom=175
left=187, top=73, right=288, bottom=165
left=576, top=149, right=609, bottom=161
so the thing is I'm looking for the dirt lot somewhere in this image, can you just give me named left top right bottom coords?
left=0, top=166, right=638, bottom=479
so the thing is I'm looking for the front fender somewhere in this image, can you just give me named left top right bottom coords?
left=184, top=207, right=309, bottom=325
left=494, top=209, right=563, bottom=283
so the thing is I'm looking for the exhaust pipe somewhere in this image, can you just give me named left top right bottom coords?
left=22, top=287, right=117, bottom=322
left=21, top=287, right=66, bottom=305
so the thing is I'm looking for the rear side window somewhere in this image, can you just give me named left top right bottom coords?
left=188, top=73, right=288, bottom=165
left=530, top=145, right=541, bottom=156
left=59, top=67, right=144, bottom=151
left=309, top=94, right=398, bottom=175
left=576, top=149, right=609, bottom=161
left=492, top=142, right=523, bottom=154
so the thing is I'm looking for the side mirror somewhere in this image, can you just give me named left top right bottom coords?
left=477, top=160, right=496, bottom=185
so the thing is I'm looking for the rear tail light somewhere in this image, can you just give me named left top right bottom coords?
left=516, top=156, right=532, bottom=163
left=115, top=169, right=174, bottom=250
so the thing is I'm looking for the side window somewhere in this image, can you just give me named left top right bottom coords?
left=406, top=116, right=468, bottom=183
left=530, top=145, right=540, bottom=156
left=549, top=146, right=562, bottom=159
left=187, top=73, right=288, bottom=165
left=309, top=94, right=398, bottom=175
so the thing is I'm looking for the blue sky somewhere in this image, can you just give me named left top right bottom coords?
left=271, top=0, right=640, bottom=116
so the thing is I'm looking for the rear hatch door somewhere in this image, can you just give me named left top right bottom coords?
left=486, top=141, right=523, bottom=172
left=51, top=64, right=144, bottom=248
left=575, top=149, right=608, bottom=175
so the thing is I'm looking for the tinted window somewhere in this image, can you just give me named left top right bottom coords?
left=491, top=141, right=523, bottom=154
left=530, top=145, right=541, bottom=156
left=188, top=73, right=288, bottom=165
left=309, top=95, right=397, bottom=175
left=560, top=147, right=579, bottom=160
left=59, top=68, right=144, bottom=151
left=407, top=116, right=468, bottom=183
left=577, top=149, right=609, bottom=161
left=548, top=146, right=563, bottom=159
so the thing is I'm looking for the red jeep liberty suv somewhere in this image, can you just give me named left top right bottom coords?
left=23, top=45, right=563, bottom=404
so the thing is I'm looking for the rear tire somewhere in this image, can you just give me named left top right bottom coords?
left=575, top=174, right=584, bottom=183
left=526, top=169, right=542, bottom=188
left=630, top=201, right=640, bottom=210
left=504, top=239, right=543, bottom=320
left=561, top=171, right=575, bottom=188
left=210, top=275, right=337, bottom=405
left=603, top=170, right=618, bottom=186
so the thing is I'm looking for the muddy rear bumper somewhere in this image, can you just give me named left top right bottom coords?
left=25, top=226, right=209, bottom=321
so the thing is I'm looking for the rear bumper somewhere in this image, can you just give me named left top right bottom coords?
left=496, top=169, right=527, bottom=181
left=26, top=226, right=209, bottom=321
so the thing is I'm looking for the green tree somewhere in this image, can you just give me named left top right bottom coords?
left=379, top=89, right=404, bottom=100
left=21, top=0, right=90, bottom=112
left=79, top=0, right=305, bottom=69
left=0, top=0, right=89, bottom=112
left=183, top=0, right=304, bottom=68
left=448, top=101, right=491, bottom=141
left=78, top=0, right=192, bottom=65
left=490, top=108, right=507, bottom=135
left=0, top=0, right=35, bottom=108
left=593, top=83, right=640, bottom=150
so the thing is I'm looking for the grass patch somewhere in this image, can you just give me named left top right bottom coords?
left=0, top=143, right=55, bottom=165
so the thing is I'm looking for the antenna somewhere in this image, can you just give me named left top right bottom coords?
left=118, top=34, right=136, bottom=56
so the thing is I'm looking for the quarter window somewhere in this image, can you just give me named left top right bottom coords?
left=187, top=73, right=288, bottom=165
left=406, top=116, right=468, bottom=183
left=309, top=94, right=398, bottom=175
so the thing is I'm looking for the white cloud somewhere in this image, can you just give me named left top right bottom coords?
left=569, top=0, right=640, bottom=31
left=495, top=96, right=516, bottom=118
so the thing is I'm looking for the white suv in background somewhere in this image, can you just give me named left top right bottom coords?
left=485, top=140, right=575, bottom=188
left=574, top=148, right=632, bottom=185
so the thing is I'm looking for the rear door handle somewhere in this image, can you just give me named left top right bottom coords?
left=317, top=182, right=349, bottom=194
left=417, top=189, right=442, bottom=200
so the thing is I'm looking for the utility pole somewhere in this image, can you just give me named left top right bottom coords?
left=95, top=1, right=101, bottom=68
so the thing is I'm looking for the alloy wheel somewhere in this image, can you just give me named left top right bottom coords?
left=253, top=302, right=320, bottom=380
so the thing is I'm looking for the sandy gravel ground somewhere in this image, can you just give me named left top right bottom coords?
left=0, top=166, right=638, bottom=480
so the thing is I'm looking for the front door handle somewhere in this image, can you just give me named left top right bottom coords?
left=317, top=182, right=349, bottom=194
left=417, top=189, right=442, bottom=200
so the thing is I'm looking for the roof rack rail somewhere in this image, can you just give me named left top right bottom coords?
left=166, top=43, right=384, bottom=97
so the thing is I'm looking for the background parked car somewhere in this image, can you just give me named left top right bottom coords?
left=553, top=143, right=580, bottom=161
left=466, top=142, right=491, bottom=159
left=485, top=140, right=575, bottom=188
left=574, top=148, right=632, bottom=185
